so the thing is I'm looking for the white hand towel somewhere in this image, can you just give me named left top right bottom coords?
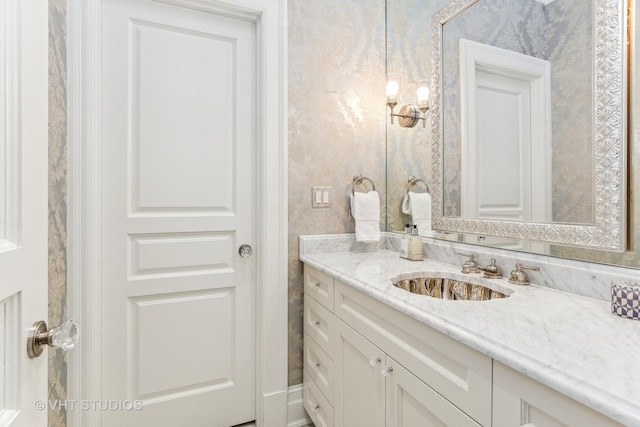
left=407, top=191, right=432, bottom=236
left=350, top=191, right=380, bottom=242
left=401, top=193, right=411, bottom=215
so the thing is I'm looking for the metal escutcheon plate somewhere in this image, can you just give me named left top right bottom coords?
left=239, top=244, right=253, bottom=258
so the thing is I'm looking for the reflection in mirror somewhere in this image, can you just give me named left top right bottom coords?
left=385, top=0, right=637, bottom=267
left=430, top=0, right=626, bottom=251
left=442, top=1, right=593, bottom=225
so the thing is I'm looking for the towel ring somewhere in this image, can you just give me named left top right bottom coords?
left=352, top=175, right=376, bottom=195
left=407, top=176, right=429, bottom=194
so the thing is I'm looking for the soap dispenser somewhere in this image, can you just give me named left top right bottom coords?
left=407, top=225, right=424, bottom=261
left=400, top=224, right=410, bottom=259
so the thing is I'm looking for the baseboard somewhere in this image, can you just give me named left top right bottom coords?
left=288, top=384, right=313, bottom=427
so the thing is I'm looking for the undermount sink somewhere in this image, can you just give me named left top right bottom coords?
left=391, top=276, right=510, bottom=301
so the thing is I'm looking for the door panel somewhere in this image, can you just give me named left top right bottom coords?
left=131, top=289, right=235, bottom=398
left=101, top=1, right=256, bottom=425
left=467, top=71, right=532, bottom=222
left=128, top=232, right=233, bottom=279
left=0, top=0, right=48, bottom=425
left=130, top=19, right=235, bottom=214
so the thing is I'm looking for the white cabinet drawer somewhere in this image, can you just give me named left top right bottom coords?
left=304, top=265, right=334, bottom=311
left=304, top=369, right=334, bottom=427
left=304, top=331, right=334, bottom=404
left=304, top=293, right=335, bottom=357
left=334, top=280, right=492, bottom=427
left=493, top=361, right=622, bottom=427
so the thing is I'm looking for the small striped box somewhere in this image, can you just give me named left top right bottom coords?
left=611, top=281, right=640, bottom=320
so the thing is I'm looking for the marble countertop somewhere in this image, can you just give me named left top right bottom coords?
left=300, top=248, right=640, bottom=426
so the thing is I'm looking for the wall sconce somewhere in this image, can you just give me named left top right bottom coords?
left=386, top=81, right=430, bottom=128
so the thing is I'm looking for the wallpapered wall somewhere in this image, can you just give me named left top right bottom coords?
left=546, top=0, right=594, bottom=224
left=49, top=0, right=68, bottom=426
left=287, top=0, right=387, bottom=385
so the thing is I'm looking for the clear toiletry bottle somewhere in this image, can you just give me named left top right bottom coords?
left=400, top=224, right=410, bottom=259
left=408, top=225, right=423, bottom=261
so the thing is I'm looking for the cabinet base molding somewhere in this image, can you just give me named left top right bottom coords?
left=287, top=384, right=313, bottom=427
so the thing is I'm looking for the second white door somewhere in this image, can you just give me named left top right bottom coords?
left=100, top=1, right=257, bottom=425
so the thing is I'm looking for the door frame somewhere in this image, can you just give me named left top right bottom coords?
left=65, top=1, right=288, bottom=426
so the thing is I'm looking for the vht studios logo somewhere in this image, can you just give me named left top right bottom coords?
left=35, top=400, right=144, bottom=411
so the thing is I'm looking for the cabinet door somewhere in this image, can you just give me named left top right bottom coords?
left=334, top=318, right=385, bottom=427
left=493, top=362, right=623, bottom=427
left=386, top=356, right=481, bottom=427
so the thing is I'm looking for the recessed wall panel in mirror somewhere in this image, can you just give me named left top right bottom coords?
left=386, top=0, right=637, bottom=266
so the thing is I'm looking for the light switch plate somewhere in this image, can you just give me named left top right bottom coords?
left=312, top=187, right=331, bottom=208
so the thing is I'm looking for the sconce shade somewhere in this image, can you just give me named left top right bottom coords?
left=417, top=86, right=429, bottom=109
left=386, top=80, right=399, bottom=97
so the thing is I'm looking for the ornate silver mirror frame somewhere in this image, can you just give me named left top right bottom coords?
left=430, top=0, right=627, bottom=251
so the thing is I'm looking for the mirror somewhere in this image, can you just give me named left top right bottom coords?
left=386, top=0, right=629, bottom=256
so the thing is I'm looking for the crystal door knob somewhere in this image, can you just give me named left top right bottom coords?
left=27, top=319, right=78, bottom=358
left=238, top=244, right=253, bottom=258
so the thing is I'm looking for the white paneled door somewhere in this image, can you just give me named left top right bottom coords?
left=101, top=1, right=256, bottom=425
left=459, top=39, right=552, bottom=252
left=0, top=0, right=48, bottom=426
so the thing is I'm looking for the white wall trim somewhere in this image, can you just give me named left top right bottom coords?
left=66, top=1, right=288, bottom=426
left=66, top=1, right=103, bottom=426
left=287, top=385, right=313, bottom=427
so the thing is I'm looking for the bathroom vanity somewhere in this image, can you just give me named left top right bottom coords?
left=300, top=235, right=638, bottom=427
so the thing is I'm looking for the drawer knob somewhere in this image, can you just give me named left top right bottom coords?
left=314, top=362, right=321, bottom=369
left=381, top=366, right=394, bottom=377
left=313, top=320, right=320, bottom=327
left=313, top=282, right=321, bottom=288
left=313, top=404, right=320, bottom=411
left=369, top=357, right=381, bottom=367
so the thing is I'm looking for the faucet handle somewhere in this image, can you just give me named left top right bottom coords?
left=479, top=258, right=502, bottom=279
left=457, top=253, right=480, bottom=274
left=508, top=263, right=540, bottom=285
